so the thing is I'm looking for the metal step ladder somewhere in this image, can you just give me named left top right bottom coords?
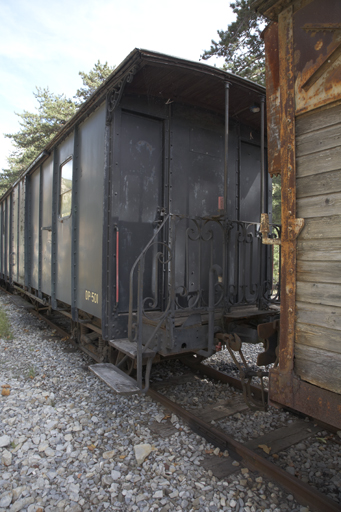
left=89, top=339, right=156, bottom=394
left=89, top=363, right=140, bottom=395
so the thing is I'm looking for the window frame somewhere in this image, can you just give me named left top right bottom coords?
left=59, top=156, right=73, bottom=220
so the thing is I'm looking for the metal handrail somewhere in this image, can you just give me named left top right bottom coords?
left=128, top=214, right=170, bottom=389
left=128, top=213, right=170, bottom=341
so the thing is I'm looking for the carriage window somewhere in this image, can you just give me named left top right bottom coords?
left=60, top=158, right=73, bottom=218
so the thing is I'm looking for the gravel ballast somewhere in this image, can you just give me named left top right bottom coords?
left=1, top=291, right=340, bottom=511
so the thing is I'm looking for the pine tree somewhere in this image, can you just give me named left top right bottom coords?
left=2, top=61, right=115, bottom=193
left=74, top=60, right=115, bottom=104
left=201, top=0, right=266, bottom=85
left=4, top=88, right=77, bottom=177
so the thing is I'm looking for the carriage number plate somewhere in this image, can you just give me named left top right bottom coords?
left=85, top=290, right=99, bottom=304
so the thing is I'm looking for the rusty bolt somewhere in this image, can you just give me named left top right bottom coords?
left=289, top=269, right=293, bottom=274
left=288, top=308, right=293, bottom=313
left=289, top=288, right=293, bottom=294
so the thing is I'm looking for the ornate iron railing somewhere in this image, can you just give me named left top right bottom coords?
left=127, top=214, right=281, bottom=388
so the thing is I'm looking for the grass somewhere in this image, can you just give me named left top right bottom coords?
left=0, top=308, right=12, bottom=340
left=27, top=366, right=36, bottom=379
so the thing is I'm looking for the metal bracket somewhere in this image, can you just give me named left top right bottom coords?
left=215, top=332, right=268, bottom=411
left=106, top=66, right=138, bottom=124
left=260, top=213, right=281, bottom=245
left=288, top=217, right=304, bottom=239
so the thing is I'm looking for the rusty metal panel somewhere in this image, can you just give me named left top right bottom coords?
left=293, top=0, right=341, bottom=114
left=264, top=22, right=281, bottom=176
left=269, top=371, right=341, bottom=429
left=253, top=1, right=314, bottom=22
left=277, top=5, right=297, bottom=381
left=257, top=0, right=341, bottom=424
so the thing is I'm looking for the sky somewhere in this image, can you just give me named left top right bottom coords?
left=0, top=0, right=235, bottom=172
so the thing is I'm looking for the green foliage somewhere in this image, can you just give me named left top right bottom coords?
left=0, top=308, right=13, bottom=340
left=201, top=0, right=266, bottom=85
left=4, top=87, right=77, bottom=177
left=27, top=366, right=36, bottom=379
left=2, top=60, right=115, bottom=194
left=74, top=60, right=115, bottom=104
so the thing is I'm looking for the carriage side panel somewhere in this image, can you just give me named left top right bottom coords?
left=41, top=156, right=53, bottom=296
left=76, top=103, right=106, bottom=317
left=30, top=169, right=40, bottom=290
left=55, top=133, right=74, bottom=305
left=18, top=180, right=26, bottom=286
left=12, top=185, right=19, bottom=283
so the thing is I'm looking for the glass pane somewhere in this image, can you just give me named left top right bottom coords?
left=61, top=159, right=73, bottom=194
left=60, top=190, right=72, bottom=218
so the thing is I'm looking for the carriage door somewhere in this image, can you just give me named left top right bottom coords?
left=117, top=111, right=165, bottom=313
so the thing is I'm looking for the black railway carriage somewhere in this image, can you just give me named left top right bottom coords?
left=0, top=49, right=278, bottom=396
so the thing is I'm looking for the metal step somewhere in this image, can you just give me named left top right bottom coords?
left=109, top=339, right=156, bottom=359
left=89, top=363, right=140, bottom=395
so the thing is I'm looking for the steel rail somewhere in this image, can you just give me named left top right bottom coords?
left=148, top=387, right=340, bottom=512
left=181, top=355, right=268, bottom=403
left=28, top=309, right=103, bottom=363
left=28, top=309, right=71, bottom=339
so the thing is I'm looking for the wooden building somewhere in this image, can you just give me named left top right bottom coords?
left=253, top=0, right=341, bottom=428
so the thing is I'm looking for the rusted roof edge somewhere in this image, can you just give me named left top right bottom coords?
left=252, top=0, right=295, bottom=20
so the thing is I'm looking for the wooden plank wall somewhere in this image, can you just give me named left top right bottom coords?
left=295, top=103, right=341, bottom=394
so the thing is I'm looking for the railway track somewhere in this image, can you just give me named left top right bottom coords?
left=148, top=388, right=339, bottom=512
left=4, top=291, right=341, bottom=512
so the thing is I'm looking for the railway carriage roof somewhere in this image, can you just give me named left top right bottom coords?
left=252, top=0, right=295, bottom=20
left=5, top=48, right=265, bottom=197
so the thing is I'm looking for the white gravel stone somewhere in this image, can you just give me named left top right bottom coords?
left=1, top=449, right=12, bottom=466
left=102, top=450, right=115, bottom=459
left=38, top=441, right=48, bottom=452
left=134, top=443, right=153, bottom=464
left=0, top=491, right=13, bottom=508
left=0, top=291, right=339, bottom=512
left=0, top=434, right=11, bottom=447
left=111, top=470, right=121, bottom=481
left=9, top=497, right=35, bottom=512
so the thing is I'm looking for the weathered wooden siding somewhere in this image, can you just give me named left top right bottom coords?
left=295, top=103, right=341, bottom=394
